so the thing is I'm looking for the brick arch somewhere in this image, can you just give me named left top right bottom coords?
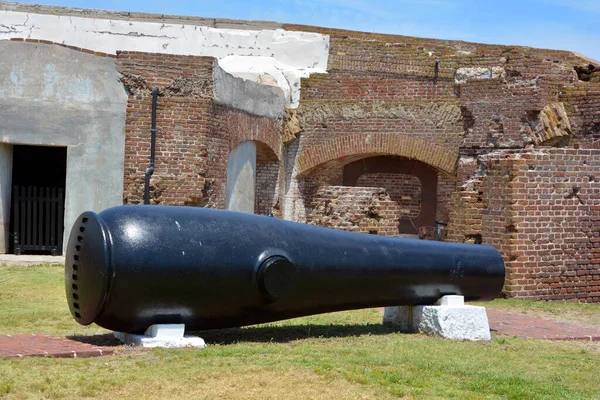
left=229, top=139, right=279, bottom=162
left=229, top=137, right=280, bottom=161
left=217, top=105, right=281, bottom=160
left=297, top=134, right=458, bottom=176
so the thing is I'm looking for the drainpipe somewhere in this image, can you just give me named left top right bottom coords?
left=144, top=87, right=159, bottom=205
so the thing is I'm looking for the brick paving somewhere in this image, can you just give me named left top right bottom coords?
left=486, top=309, right=600, bottom=341
left=0, top=334, right=116, bottom=358
left=1, top=309, right=599, bottom=358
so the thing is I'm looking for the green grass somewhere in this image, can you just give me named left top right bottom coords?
left=1, top=264, right=600, bottom=399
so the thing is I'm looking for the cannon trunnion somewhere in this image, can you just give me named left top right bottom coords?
left=65, top=205, right=505, bottom=334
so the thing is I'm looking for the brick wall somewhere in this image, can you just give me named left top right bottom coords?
left=116, top=51, right=283, bottom=208
left=284, top=24, right=583, bottom=82
left=436, top=172, right=455, bottom=224
left=447, top=149, right=600, bottom=302
left=356, top=173, right=421, bottom=219
left=507, top=149, right=600, bottom=301
left=561, top=84, right=600, bottom=147
left=306, top=186, right=402, bottom=236
left=117, top=51, right=217, bottom=206
left=111, top=27, right=599, bottom=301
left=212, top=105, right=282, bottom=208
left=297, top=74, right=463, bottom=151
left=255, top=161, right=280, bottom=216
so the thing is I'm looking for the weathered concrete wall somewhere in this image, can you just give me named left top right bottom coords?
left=0, top=41, right=127, bottom=251
left=0, top=8, right=329, bottom=107
left=226, top=141, right=256, bottom=213
left=0, top=1, right=284, bottom=30
left=213, top=65, right=285, bottom=119
left=0, top=144, right=12, bottom=253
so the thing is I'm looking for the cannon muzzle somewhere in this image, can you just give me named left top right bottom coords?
left=65, top=205, right=505, bottom=333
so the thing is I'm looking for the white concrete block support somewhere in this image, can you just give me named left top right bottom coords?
left=226, top=141, right=257, bottom=213
left=383, top=305, right=415, bottom=333
left=384, top=296, right=492, bottom=341
left=114, top=324, right=206, bottom=348
left=0, top=143, right=13, bottom=254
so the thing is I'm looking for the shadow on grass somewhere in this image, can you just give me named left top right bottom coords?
left=67, top=333, right=123, bottom=347
left=66, top=324, right=400, bottom=347
left=194, top=323, right=399, bottom=345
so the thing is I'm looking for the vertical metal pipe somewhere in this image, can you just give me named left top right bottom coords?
left=144, top=87, right=159, bottom=205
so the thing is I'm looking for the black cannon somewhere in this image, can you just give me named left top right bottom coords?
left=65, top=205, right=505, bottom=334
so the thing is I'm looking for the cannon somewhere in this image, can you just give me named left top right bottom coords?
left=65, top=205, right=505, bottom=334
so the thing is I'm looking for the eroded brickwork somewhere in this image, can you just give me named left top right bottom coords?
left=306, top=186, right=402, bottom=236
left=356, top=173, right=421, bottom=218
left=116, top=51, right=283, bottom=208
left=91, top=23, right=600, bottom=301
left=447, top=149, right=600, bottom=302
left=436, top=173, right=455, bottom=225
left=255, top=161, right=280, bottom=216
left=561, top=86, right=600, bottom=147
left=212, top=105, right=283, bottom=208
left=507, top=150, right=600, bottom=301
left=117, top=51, right=217, bottom=206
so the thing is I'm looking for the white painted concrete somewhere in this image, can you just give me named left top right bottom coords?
left=384, top=296, right=492, bottom=341
left=218, top=56, right=315, bottom=108
left=436, top=294, right=464, bottom=307
left=0, top=10, right=329, bottom=108
left=383, top=305, right=415, bottom=333
left=0, top=144, right=13, bottom=253
left=226, top=141, right=256, bottom=213
left=114, top=324, right=206, bottom=348
left=213, top=64, right=285, bottom=119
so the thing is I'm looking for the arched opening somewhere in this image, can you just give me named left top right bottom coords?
left=225, top=140, right=279, bottom=215
left=301, top=155, right=453, bottom=239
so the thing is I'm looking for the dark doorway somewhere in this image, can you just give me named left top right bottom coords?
left=10, top=145, right=67, bottom=255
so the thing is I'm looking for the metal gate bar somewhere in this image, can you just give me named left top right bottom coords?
left=12, top=185, right=64, bottom=255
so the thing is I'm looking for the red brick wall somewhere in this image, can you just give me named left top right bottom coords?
left=297, top=74, right=463, bottom=152
left=436, top=173, right=455, bottom=225
left=561, top=84, right=600, bottom=147
left=212, top=105, right=283, bottom=208
left=255, top=161, right=280, bottom=216
left=507, top=149, right=600, bottom=301
left=356, top=173, right=421, bottom=219
left=459, top=79, right=553, bottom=148
left=116, top=51, right=282, bottom=208
left=306, top=186, right=402, bottom=236
left=111, top=29, right=600, bottom=301
left=447, top=149, right=600, bottom=302
left=284, top=25, right=583, bottom=82
left=116, top=51, right=217, bottom=206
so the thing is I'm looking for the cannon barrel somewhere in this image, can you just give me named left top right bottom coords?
left=65, top=205, right=505, bottom=333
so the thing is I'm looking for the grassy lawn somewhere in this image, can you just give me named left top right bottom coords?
left=1, top=264, right=600, bottom=399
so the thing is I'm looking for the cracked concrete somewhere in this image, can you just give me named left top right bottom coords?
left=0, top=10, right=329, bottom=72
left=0, top=9, right=329, bottom=107
left=89, top=30, right=178, bottom=39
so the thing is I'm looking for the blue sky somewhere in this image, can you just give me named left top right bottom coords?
left=10, top=0, right=600, bottom=61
